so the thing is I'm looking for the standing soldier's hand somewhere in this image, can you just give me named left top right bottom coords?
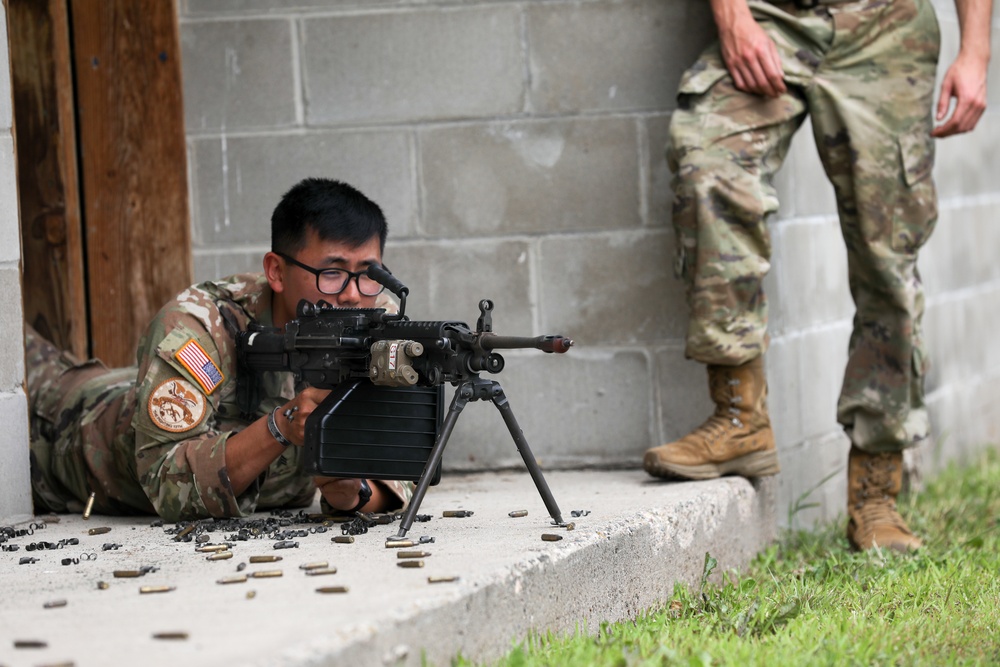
left=712, top=0, right=787, bottom=98
left=932, top=53, right=989, bottom=138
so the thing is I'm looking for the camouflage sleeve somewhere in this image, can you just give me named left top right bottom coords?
left=384, top=479, right=414, bottom=508
left=317, top=479, right=414, bottom=514
left=132, top=317, right=254, bottom=521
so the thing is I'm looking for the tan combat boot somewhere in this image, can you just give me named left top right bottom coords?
left=847, top=447, right=922, bottom=552
left=643, top=358, right=780, bottom=480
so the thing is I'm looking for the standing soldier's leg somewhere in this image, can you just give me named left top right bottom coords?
left=644, top=5, right=826, bottom=480
left=807, top=0, right=941, bottom=550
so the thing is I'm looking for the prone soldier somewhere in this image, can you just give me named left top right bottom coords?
left=26, top=178, right=411, bottom=521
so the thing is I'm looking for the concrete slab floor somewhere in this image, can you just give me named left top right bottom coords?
left=0, top=470, right=776, bottom=667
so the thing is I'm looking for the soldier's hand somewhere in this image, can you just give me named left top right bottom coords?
left=715, top=5, right=786, bottom=98
left=314, top=476, right=369, bottom=512
left=932, top=53, right=988, bottom=138
left=275, top=387, right=331, bottom=446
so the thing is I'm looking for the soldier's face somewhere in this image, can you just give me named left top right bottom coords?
left=269, top=228, right=383, bottom=326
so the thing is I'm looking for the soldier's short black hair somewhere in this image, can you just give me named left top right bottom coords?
left=271, top=178, right=387, bottom=255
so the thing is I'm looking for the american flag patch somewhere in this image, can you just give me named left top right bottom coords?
left=175, top=339, right=224, bottom=395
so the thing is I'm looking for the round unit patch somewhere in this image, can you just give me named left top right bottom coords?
left=148, top=377, right=208, bottom=433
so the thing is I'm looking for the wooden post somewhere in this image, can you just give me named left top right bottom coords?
left=9, top=0, right=88, bottom=357
left=70, top=0, right=191, bottom=366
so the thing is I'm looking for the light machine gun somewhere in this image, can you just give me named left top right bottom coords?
left=236, top=265, right=573, bottom=539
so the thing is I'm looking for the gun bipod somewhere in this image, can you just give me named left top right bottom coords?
left=390, top=376, right=565, bottom=540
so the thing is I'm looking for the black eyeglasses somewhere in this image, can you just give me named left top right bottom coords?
left=276, top=252, right=386, bottom=297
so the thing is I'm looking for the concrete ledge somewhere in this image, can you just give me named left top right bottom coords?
left=0, top=470, right=776, bottom=667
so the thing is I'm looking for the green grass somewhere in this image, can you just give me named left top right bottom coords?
left=455, top=447, right=1000, bottom=666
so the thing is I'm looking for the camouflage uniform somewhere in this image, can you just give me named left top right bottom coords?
left=668, top=0, right=940, bottom=452
left=26, top=274, right=410, bottom=521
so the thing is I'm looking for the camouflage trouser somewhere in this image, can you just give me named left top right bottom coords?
left=668, top=0, right=940, bottom=452
left=25, top=327, right=137, bottom=513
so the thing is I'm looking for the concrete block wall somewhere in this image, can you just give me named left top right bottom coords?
left=0, top=3, right=32, bottom=523
left=178, top=0, right=1000, bottom=529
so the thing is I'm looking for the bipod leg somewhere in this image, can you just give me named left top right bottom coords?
left=391, top=381, right=472, bottom=540
left=490, top=383, right=565, bottom=526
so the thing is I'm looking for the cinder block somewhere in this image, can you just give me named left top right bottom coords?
left=0, top=266, right=24, bottom=391
left=772, top=217, right=853, bottom=332
left=918, top=205, right=953, bottom=296
left=794, top=321, right=851, bottom=441
left=763, top=220, right=786, bottom=337
left=934, top=117, right=1000, bottom=199
left=0, top=136, right=20, bottom=265
left=192, top=248, right=265, bottom=284
left=766, top=336, right=804, bottom=448
left=774, top=120, right=839, bottom=219
left=192, top=252, right=219, bottom=284
left=921, top=203, right=1000, bottom=295
left=189, top=130, right=417, bottom=247
left=181, top=19, right=297, bottom=133
left=774, top=431, right=849, bottom=529
left=0, top=391, right=32, bottom=522
left=526, top=0, right=714, bottom=114
left=922, top=290, right=1000, bottom=394
left=381, top=239, right=533, bottom=334
left=644, top=114, right=674, bottom=229
left=960, top=283, right=1000, bottom=374
left=302, top=7, right=523, bottom=125
left=919, top=299, right=953, bottom=393
left=442, top=349, right=654, bottom=471
left=653, top=345, right=715, bottom=445
left=925, top=375, right=1000, bottom=474
left=182, top=0, right=401, bottom=15
left=420, top=117, right=641, bottom=236
left=538, top=231, right=685, bottom=345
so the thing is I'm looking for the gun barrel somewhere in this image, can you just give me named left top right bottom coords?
left=478, top=333, right=573, bottom=354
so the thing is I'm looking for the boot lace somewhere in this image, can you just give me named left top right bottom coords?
left=708, top=374, right=744, bottom=429
left=854, top=456, right=910, bottom=532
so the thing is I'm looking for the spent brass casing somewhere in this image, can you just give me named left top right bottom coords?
left=316, top=586, right=349, bottom=594
left=14, top=639, right=48, bottom=648
left=87, top=526, right=111, bottom=536
left=508, top=510, right=528, bottom=518
left=152, top=632, right=188, bottom=640
left=174, top=524, right=196, bottom=541
left=217, top=575, right=248, bottom=585
left=428, top=575, right=459, bottom=584
left=541, top=534, right=563, bottom=542
left=196, top=544, right=230, bottom=553
left=442, top=510, right=474, bottom=518
left=249, top=555, right=282, bottom=563
left=246, top=590, right=257, bottom=599
left=565, top=522, right=576, bottom=531
left=385, top=539, right=414, bottom=549
left=113, top=570, right=144, bottom=578
left=82, top=492, right=96, bottom=520
left=139, top=586, right=176, bottom=594
left=43, top=599, right=67, bottom=609
left=332, top=535, right=355, bottom=544
left=397, top=560, right=425, bottom=568
left=397, top=551, right=431, bottom=559
left=299, top=561, right=329, bottom=571
left=304, top=568, right=338, bottom=576
left=250, top=569, right=283, bottom=578
left=206, top=551, right=233, bottom=561
left=97, top=581, right=110, bottom=590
